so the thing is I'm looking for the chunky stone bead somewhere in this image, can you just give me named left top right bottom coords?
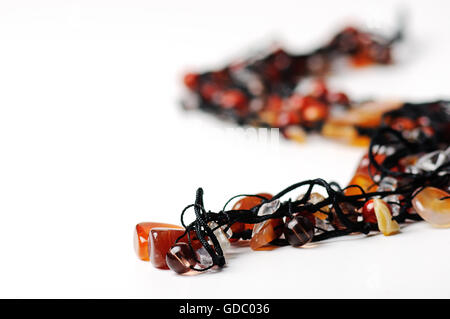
left=230, top=193, right=272, bottom=241
left=412, top=187, right=450, bottom=227
left=149, top=228, right=190, bottom=269
left=166, top=243, right=196, bottom=274
left=373, top=199, right=400, bottom=236
left=296, top=192, right=330, bottom=220
left=284, top=215, right=314, bottom=247
left=250, top=199, right=283, bottom=250
left=208, top=221, right=230, bottom=253
left=133, top=222, right=183, bottom=261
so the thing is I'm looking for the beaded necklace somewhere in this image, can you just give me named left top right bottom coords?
left=134, top=24, right=450, bottom=275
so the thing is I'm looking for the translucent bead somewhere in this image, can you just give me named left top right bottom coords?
left=284, top=215, right=314, bottom=247
left=230, top=193, right=273, bottom=241
left=414, top=148, right=449, bottom=172
left=149, top=228, right=189, bottom=269
left=250, top=199, right=284, bottom=250
left=372, top=199, right=400, bottom=236
left=166, top=243, right=196, bottom=274
left=362, top=199, right=377, bottom=224
left=133, top=222, right=183, bottom=261
left=195, top=246, right=214, bottom=268
left=344, top=173, right=377, bottom=196
left=412, top=187, right=450, bottom=227
left=208, top=221, right=230, bottom=253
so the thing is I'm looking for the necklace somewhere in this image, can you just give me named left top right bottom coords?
left=134, top=24, right=450, bottom=275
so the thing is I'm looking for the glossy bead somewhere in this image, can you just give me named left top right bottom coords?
left=284, top=215, right=315, bottom=247
left=133, top=222, right=183, bottom=261
left=250, top=200, right=283, bottom=250
left=149, top=228, right=189, bottom=269
left=166, top=243, right=196, bottom=274
left=412, top=187, right=450, bottom=227
left=373, top=199, right=400, bottom=236
left=230, top=193, right=273, bottom=241
left=362, top=199, right=377, bottom=224
left=208, top=221, right=230, bottom=253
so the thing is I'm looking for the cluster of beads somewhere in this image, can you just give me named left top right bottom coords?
left=182, top=25, right=402, bottom=145
left=134, top=101, right=449, bottom=275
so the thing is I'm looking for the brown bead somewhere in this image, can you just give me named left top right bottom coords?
left=284, top=215, right=314, bottom=247
left=149, top=228, right=192, bottom=269
left=331, top=202, right=359, bottom=230
left=166, top=243, right=196, bottom=274
left=133, top=222, right=183, bottom=261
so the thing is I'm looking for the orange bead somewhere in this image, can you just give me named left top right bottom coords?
left=250, top=218, right=284, bottom=250
left=344, top=173, right=377, bottom=196
left=133, top=222, right=183, bottom=261
left=149, top=228, right=192, bottom=269
left=230, top=193, right=273, bottom=242
left=412, top=187, right=450, bottom=227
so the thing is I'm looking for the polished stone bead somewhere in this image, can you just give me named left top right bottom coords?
left=362, top=199, right=377, bottom=224
left=230, top=193, right=273, bottom=241
left=373, top=199, right=400, bottom=236
left=284, top=215, right=315, bottom=247
left=296, top=192, right=330, bottom=220
left=250, top=199, right=283, bottom=250
left=166, top=243, right=196, bottom=274
left=378, top=176, right=400, bottom=216
left=133, top=222, right=183, bottom=261
left=149, top=228, right=189, bottom=269
left=412, top=187, right=450, bottom=227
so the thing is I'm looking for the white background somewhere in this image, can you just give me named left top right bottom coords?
left=0, top=0, right=449, bottom=298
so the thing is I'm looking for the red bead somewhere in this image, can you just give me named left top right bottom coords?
left=266, top=95, right=283, bottom=111
left=183, top=73, right=199, bottom=90
left=362, top=199, right=377, bottom=224
left=220, top=89, right=247, bottom=109
left=200, top=83, right=219, bottom=101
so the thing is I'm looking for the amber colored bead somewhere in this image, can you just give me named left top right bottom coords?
left=149, top=228, right=191, bottom=269
left=230, top=193, right=273, bottom=241
left=354, top=153, right=386, bottom=177
left=362, top=199, right=377, bottom=224
left=249, top=218, right=284, bottom=250
left=220, top=89, right=247, bottom=109
left=284, top=215, right=314, bottom=247
left=283, top=125, right=307, bottom=143
left=373, top=199, right=400, bottom=236
left=344, top=173, right=377, bottom=196
left=166, top=243, right=196, bottom=274
left=412, top=187, right=450, bottom=227
left=133, top=222, right=183, bottom=261
left=266, top=95, right=283, bottom=111
left=183, top=73, right=199, bottom=90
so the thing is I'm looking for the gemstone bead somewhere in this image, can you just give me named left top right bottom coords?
left=284, top=215, right=315, bottom=247
left=250, top=199, right=284, bottom=250
left=149, top=228, right=190, bottom=269
left=373, top=199, right=400, bottom=236
left=166, top=243, right=196, bottom=274
left=133, top=222, right=183, bottom=261
left=362, top=199, right=377, bottom=224
left=208, top=221, right=231, bottom=253
left=230, top=193, right=273, bottom=241
left=412, top=187, right=450, bottom=227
